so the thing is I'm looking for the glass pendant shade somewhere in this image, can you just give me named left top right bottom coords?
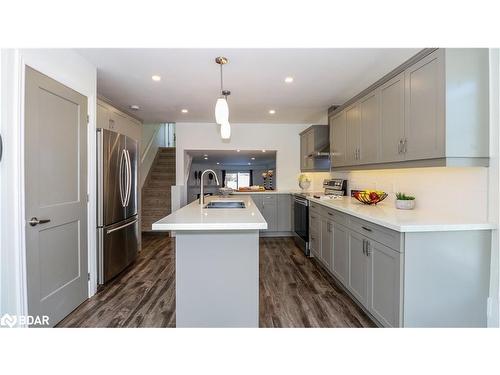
left=215, top=97, right=229, bottom=124
left=220, top=120, right=231, bottom=139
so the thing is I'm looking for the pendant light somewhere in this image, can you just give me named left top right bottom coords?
left=215, top=56, right=231, bottom=139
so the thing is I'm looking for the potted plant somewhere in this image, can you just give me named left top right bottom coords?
left=395, top=192, right=416, bottom=210
left=298, top=174, right=311, bottom=190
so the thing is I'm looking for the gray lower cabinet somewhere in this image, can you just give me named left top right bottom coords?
left=248, top=194, right=292, bottom=235
left=367, top=240, right=402, bottom=327
left=320, top=219, right=333, bottom=269
left=277, top=194, right=292, bottom=232
left=332, top=222, right=349, bottom=285
left=262, top=195, right=277, bottom=232
left=348, top=230, right=369, bottom=305
left=309, top=201, right=490, bottom=327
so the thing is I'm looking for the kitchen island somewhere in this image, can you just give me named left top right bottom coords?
left=152, top=195, right=267, bottom=327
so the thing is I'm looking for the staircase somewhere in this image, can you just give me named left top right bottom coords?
left=141, top=147, right=176, bottom=232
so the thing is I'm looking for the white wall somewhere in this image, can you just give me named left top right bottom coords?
left=0, top=49, right=97, bottom=321
left=175, top=122, right=311, bottom=193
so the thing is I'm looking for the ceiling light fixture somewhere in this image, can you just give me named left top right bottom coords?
left=216, top=162, right=220, bottom=165
left=284, top=76, right=294, bottom=83
left=251, top=157, right=255, bottom=160
left=129, top=105, right=140, bottom=111
left=262, top=150, right=266, bottom=153
left=204, top=157, right=208, bottom=160
left=181, top=109, right=188, bottom=113
left=236, top=149, right=241, bottom=152
left=248, top=162, right=251, bottom=165
left=269, top=109, right=276, bottom=114
left=215, top=56, right=231, bottom=139
left=152, top=75, right=161, bottom=82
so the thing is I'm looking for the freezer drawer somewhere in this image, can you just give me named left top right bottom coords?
left=99, top=216, right=139, bottom=284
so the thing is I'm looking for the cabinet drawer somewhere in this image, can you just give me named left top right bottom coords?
left=262, top=195, right=277, bottom=204
left=309, top=211, right=321, bottom=231
left=321, top=207, right=349, bottom=226
left=309, top=201, right=321, bottom=211
left=349, top=217, right=402, bottom=252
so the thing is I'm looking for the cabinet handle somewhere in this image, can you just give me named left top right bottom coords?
left=366, top=241, right=371, bottom=256
left=403, top=138, right=408, bottom=154
left=362, top=239, right=366, bottom=255
left=361, top=226, right=372, bottom=232
left=327, top=212, right=333, bottom=216
left=398, top=139, right=403, bottom=154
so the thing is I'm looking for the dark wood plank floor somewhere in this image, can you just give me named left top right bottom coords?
left=58, top=233, right=375, bottom=328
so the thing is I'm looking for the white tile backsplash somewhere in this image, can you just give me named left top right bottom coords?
left=324, top=167, right=490, bottom=220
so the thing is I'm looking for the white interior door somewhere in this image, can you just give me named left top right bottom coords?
left=24, top=66, right=88, bottom=327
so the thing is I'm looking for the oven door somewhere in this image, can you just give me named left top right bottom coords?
left=293, top=196, right=309, bottom=255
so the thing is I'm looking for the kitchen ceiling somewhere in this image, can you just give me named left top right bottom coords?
left=77, top=48, right=420, bottom=124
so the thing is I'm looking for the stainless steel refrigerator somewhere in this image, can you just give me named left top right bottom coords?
left=97, top=129, right=139, bottom=284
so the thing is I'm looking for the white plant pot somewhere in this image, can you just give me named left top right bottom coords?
left=395, top=199, right=415, bottom=210
left=299, top=180, right=311, bottom=190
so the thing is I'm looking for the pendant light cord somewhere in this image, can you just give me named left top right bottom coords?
left=220, top=63, right=223, bottom=95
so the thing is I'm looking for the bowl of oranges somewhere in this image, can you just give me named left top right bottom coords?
left=353, top=190, right=388, bottom=205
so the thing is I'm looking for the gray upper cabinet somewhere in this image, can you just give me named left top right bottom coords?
left=404, top=50, right=445, bottom=160
left=329, top=48, right=489, bottom=170
left=359, top=91, right=380, bottom=164
left=345, top=105, right=361, bottom=165
left=380, top=72, right=405, bottom=163
left=300, top=125, right=330, bottom=172
left=330, top=111, right=347, bottom=167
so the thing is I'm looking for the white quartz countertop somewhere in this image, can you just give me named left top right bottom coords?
left=152, top=195, right=267, bottom=231
left=307, top=196, right=494, bottom=233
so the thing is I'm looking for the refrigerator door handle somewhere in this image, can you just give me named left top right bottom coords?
left=106, top=218, right=138, bottom=234
left=125, top=149, right=132, bottom=207
left=119, top=149, right=127, bottom=207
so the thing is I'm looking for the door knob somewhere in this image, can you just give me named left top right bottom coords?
left=28, top=217, right=51, bottom=226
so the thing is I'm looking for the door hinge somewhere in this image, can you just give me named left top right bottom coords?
left=87, top=114, right=89, bottom=123
left=87, top=193, right=90, bottom=202
left=88, top=272, right=91, bottom=281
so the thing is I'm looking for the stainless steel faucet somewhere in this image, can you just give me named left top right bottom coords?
left=199, top=169, right=220, bottom=205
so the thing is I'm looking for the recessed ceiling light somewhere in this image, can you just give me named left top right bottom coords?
left=251, top=157, right=255, bottom=160
left=248, top=162, right=251, bottom=165
left=129, top=105, right=140, bottom=111
left=181, top=109, right=188, bottom=113
left=284, top=76, right=294, bottom=83
left=269, top=109, right=276, bottom=115
left=204, top=157, right=208, bottom=160
left=151, top=75, right=161, bottom=82
left=216, top=162, right=220, bottom=165
left=262, top=150, right=266, bottom=153
left=236, top=149, right=241, bottom=152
